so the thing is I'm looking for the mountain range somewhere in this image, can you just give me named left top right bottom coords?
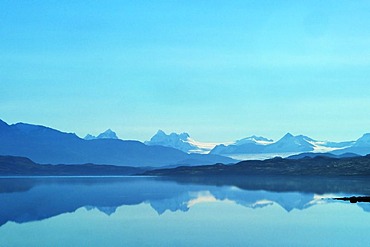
left=0, top=119, right=235, bottom=167
left=1, top=118, right=370, bottom=168
left=210, top=133, right=354, bottom=158
left=145, top=131, right=370, bottom=159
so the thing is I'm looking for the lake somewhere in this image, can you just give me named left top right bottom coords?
left=1, top=176, right=370, bottom=246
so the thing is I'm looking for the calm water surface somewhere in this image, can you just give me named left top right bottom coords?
left=0, top=176, right=370, bottom=246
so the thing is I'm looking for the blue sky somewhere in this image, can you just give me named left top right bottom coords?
left=1, top=0, right=370, bottom=142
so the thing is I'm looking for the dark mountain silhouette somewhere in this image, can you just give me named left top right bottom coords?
left=0, top=120, right=235, bottom=167
left=144, top=154, right=370, bottom=177
left=0, top=155, right=145, bottom=176
left=287, top=152, right=360, bottom=160
left=335, top=196, right=370, bottom=203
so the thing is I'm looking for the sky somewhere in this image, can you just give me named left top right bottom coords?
left=1, top=0, right=370, bottom=142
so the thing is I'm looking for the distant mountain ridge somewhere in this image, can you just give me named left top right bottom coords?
left=210, top=133, right=359, bottom=159
left=0, top=119, right=235, bottom=167
left=2, top=118, right=370, bottom=164
left=146, top=130, right=366, bottom=159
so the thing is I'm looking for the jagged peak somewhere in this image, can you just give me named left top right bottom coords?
left=152, top=130, right=190, bottom=140
left=145, top=130, right=215, bottom=154
left=176, top=132, right=190, bottom=139
left=85, top=129, right=119, bottom=140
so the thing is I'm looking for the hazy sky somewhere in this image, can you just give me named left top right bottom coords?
left=1, top=1, right=370, bottom=142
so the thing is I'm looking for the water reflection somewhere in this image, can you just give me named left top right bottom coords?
left=1, top=176, right=369, bottom=227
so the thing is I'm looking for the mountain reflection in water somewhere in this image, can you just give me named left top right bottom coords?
left=1, top=176, right=370, bottom=227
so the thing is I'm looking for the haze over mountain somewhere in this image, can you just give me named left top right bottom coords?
left=0, top=119, right=235, bottom=167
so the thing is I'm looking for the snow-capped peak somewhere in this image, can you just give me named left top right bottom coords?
left=235, top=135, right=274, bottom=146
left=275, top=133, right=316, bottom=146
left=145, top=130, right=218, bottom=154
left=265, top=133, right=314, bottom=152
left=149, top=130, right=189, bottom=143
